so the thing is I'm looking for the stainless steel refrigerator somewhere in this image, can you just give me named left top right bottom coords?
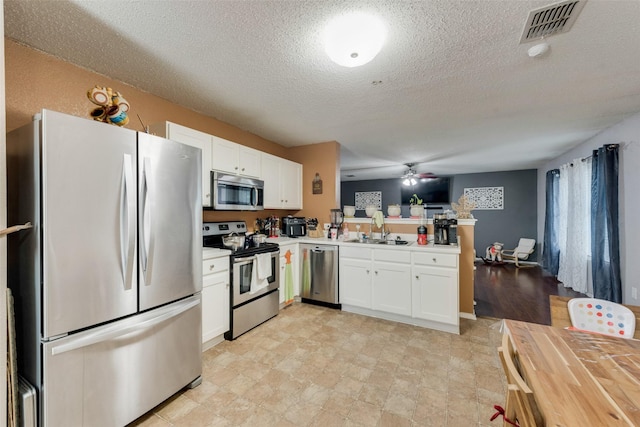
left=7, top=110, right=203, bottom=426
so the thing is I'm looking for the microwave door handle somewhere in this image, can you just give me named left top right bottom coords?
left=252, top=186, right=258, bottom=207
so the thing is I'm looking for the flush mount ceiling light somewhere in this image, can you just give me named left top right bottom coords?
left=323, top=12, right=386, bottom=67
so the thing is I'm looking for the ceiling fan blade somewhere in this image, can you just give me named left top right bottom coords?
left=417, top=172, right=437, bottom=178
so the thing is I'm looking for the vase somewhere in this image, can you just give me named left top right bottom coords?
left=343, top=205, right=355, bottom=217
left=387, top=205, right=401, bottom=217
left=410, top=205, right=424, bottom=218
left=365, top=205, right=377, bottom=217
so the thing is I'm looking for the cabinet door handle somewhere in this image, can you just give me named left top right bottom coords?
left=235, top=166, right=239, bottom=170
left=433, top=258, right=437, bottom=263
left=209, top=264, right=215, bottom=270
left=415, top=275, right=419, bottom=279
left=375, top=271, right=378, bottom=275
left=366, top=270, right=370, bottom=274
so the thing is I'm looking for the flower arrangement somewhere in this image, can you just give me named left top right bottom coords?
left=409, top=194, right=423, bottom=205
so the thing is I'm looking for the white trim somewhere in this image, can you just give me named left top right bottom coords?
left=341, top=304, right=460, bottom=334
left=459, top=311, right=477, bottom=320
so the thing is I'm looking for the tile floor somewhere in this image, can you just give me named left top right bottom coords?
left=130, top=304, right=506, bottom=426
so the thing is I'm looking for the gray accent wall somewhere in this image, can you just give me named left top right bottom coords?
left=341, top=169, right=538, bottom=259
left=452, top=170, right=537, bottom=260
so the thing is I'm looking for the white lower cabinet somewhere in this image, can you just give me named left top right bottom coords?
left=412, top=252, right=459, bottom=327
left=202, top=252, right=230, bottom=350
left=339, top=258, right=372, bottom=308
left=372, top=262, right=412, bottom=316
left=412, top=265, right=458, bottom=324
left=278, top=243, right=299, bottom=306
left=339, top=244, right=460, bottom=334
left=339, top=248, right=411, bottom=315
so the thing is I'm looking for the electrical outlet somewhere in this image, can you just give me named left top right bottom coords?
left=632, top=287, right=638, bottom=300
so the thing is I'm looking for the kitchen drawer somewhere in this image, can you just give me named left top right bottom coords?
left=412, top=252, right=457, bottom=268
left=340, top=246, right=372, bottom=260
left=203, top=271, right=228, bottom=289
left=374, top=248, right=410, bottom=264
left=203, top=257, right=229, bottom=276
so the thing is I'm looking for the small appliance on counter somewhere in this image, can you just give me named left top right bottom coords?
left=433, top=214, right=458, bottom=245
left=447, top=219, right=458, bottom=245
left=330, top=209, right=344, bottom=231
left=282, top=216, right=307, bottom=237
left=434, top=214, right=448, bottom=245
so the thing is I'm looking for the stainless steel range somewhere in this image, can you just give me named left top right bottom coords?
left=203, top=221, right=279, bottom=340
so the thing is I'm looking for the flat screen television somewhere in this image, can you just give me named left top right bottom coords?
left=400, top=177, right=451, bottom=205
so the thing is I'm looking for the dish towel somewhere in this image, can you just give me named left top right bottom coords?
left=373, top=210, right=384, bottom=228
left=256, top=253, right=272, bottom=280
left=284, top=250, right=294, bottom=305
left=250, top=253, right=272, bottom=294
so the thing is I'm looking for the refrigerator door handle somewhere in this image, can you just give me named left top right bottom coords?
left=49, top=296, right=200, bottom=356
left=120, top=153, right=136, bottom=290
left=141, top=157, right=155, bottom=285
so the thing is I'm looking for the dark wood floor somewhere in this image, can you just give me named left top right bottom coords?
left=473, top=261, right=586, bottom=325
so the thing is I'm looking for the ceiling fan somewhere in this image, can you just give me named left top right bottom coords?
left=401, top=163, right=437, bottom=186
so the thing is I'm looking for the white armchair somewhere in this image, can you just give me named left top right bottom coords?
left=501, top=238, right=536, bottom=267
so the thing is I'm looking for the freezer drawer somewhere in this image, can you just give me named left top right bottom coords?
left=42, top=294, right=202, bottom=427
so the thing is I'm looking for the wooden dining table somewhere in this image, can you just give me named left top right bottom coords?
left=503, top=319, right=640, bottom=426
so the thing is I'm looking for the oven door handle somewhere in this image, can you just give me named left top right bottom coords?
left=234, top=255, right=256, bottom=263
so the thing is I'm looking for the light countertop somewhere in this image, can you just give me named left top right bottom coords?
left=266, top=236, right=461, bottom=254
left=202, top=247, right=232, bottom=259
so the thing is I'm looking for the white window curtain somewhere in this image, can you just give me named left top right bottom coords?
left=557, top=158, right=592, bottom=294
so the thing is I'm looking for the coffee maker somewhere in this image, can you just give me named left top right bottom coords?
left=433, top=214, right=458, bottom=245
left=433, top=214, right=449, bottom=245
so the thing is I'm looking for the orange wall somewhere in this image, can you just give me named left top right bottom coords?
left=288, top=141, right=340, bottom=226
left=5, top=38, right=338, bottom=227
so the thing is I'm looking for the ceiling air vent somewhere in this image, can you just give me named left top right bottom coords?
left=520, top=0, right=587, bottom=43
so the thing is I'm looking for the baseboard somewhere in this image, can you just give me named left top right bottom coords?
left=459, top=312, right=477, bottom=320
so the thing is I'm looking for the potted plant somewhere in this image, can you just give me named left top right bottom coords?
left=409, top=194, right=424, bottom=218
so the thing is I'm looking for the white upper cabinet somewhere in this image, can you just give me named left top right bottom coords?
left=211, top=135, right=261, bottom=178
left=149, top=122, right=212, bottom=207
left=151, top=122, right=300, bottom=208
left=280, top=159, right=302, bottom=209
left=261, top=153, right=303, bottom=210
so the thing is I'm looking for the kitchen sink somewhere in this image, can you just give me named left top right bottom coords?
left=345, top=238, right=411, bottom=245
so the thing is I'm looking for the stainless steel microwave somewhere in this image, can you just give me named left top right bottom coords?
left=212, top=171, right=264, bottom=211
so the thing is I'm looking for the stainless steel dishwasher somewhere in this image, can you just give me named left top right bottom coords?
left=300, top=244, right=340, bottom=308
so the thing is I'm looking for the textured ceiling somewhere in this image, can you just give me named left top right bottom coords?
left=5, top=0, right=640, bottom=181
